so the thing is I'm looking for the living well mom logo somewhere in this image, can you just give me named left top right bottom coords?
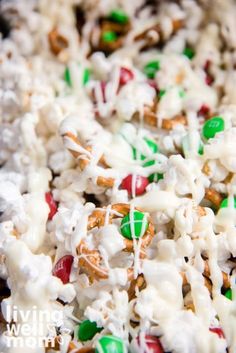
left=3, top=305, right=67, bottom=348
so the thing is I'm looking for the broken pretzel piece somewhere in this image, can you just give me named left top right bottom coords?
left=77, top=240, right=135, bottom=281
left=62, top=132, right=115, bottom=188
left=134, top=19, right=183, bottom=49
left=205, top=188, right=223, bottom=208
left=133, top=107, right=187, bottom=130
left=48, top=28, right=69, bottom=55
left=204, top=261, right=230, bottom=289
left=67, top=342, right=95, bottom=353
left=128, top=274, right=146, bottom=301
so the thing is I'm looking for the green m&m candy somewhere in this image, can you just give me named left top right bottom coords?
left=83, top=68, right=91, bottom=85
left=144, top=138, right=158, bottom=154
left=182, top=134, right=204, bottom=157
left=159, top=89, right=166, bottom=98
left=220, top=197, right=236, bottom=209
left=102, top=31, right=118, bottom=43
left=143, top=60, right=160, bottom=79
left=179, top=89, right=185, bottom=98
left=148, top=172, right=163, bottom=183
left=96, top=336, right=127, bottom=353
left=183, top=47, right=195, bottom=60
left=225, top=288, right=232, bottom=300
left=133, top=138, right=158, bottom=160
left=108, top=9, right=129, bottom=24
left=202, top=116, right=224, bottom=140
left=75, top=320, right=102, bottom=342
left=133, top=138, right=158, bottom=167
left=64, top=66, right=71, bottom=86
left=64, top=66, right=90, bottom=87
left=198, top=143, right=204, bottom=155
left=142, top=159, right=156, bottom=167
left=120, top=210, right=148, bottom=240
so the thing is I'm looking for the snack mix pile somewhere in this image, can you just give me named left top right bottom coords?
left=0, top=0, right=236, bottom=352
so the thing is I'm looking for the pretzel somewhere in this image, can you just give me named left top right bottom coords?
left=45, top=336, right=94, bottom=352
left=203, top=276, right=213, bottom=293
left=48, top=28, right=69, bottom=55
left=134, top=19, right=183, bottom=49
left=89, top=204, right=155, bottom=251
left=101, top=21, right=130, bottom=35
left=181, top=260, right=230, bottom=292
left=185, top=302, right=195, bottom=312
left=128, top=274, right=146, bottom=301
left=91, top=18, right=131, bottom=54
left=133, top=107, right=187, bottom=130
left=202, top=162, right=211, bottom=176
left=45, top=336, right=60, bottom=352
left=204, top=261, right=230, bottom=289
left=184, top=278, right=212, bottom=313
left=205, top=188, right=223, bottom=208
left=223, top=172, right=234, bottom=184
left=68, top=346, right=95, bottom=353
left=77, top=203, right=155, bottom=280
left=62, top=132, right=115, bottom=188
left=196, top=205, right=207, bottom=217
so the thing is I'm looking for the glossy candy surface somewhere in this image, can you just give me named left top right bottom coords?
left=52, top=255, right=74, bottom=284
left=95, top=336, right=126, bottom=353
left=120, top=210, right=148, bottom=240
left=202, top=116, right=224, bottom=139
left=121, top=174, right=149, bottom=196
left=45, top=192, right=58, bottom=220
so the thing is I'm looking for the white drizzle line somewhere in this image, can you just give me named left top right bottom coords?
left=64, top=136, right=92, bottom=158
left=104, top=205, right=111, bottom=226
left=131, top=174, right=137, bottom=199
left=95, top=208, right=124, bottom=218
left=77, top=253, right=108, bottom=277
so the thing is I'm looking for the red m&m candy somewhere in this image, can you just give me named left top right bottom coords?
left=209, top=327, right=225, bottom=339
left=204, top=59, right=211, bottom=72
left=53, top=255, right=74, bottom=284
left=197, top=104, right=210, bottom=117
left=92, top=81, right=107, bottom=103
left=119, top=67, right=134, bottom=86
left=130, top=335, right=164, bottom=353
left=147, top=79, right=158, bottom=91
left=45, top=192, right=58, bottom=220
left=120, top=174, right=149, bottom=196
left=205, top=74, right=214, bottom=86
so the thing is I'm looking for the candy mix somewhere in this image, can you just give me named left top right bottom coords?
left=0, top=0, right=236, bottom=352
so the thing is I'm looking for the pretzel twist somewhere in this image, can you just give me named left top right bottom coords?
left=77, top=203, right=155, bottom=280
left=144, top=111, right=187, bottom=129
left=62, top=132, right=115, bottom=188
left=134, top=19, right=183, bottom=49
left=181, top=260, right=230, bottom=291
left=133, top=107, right=187, bottom=130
